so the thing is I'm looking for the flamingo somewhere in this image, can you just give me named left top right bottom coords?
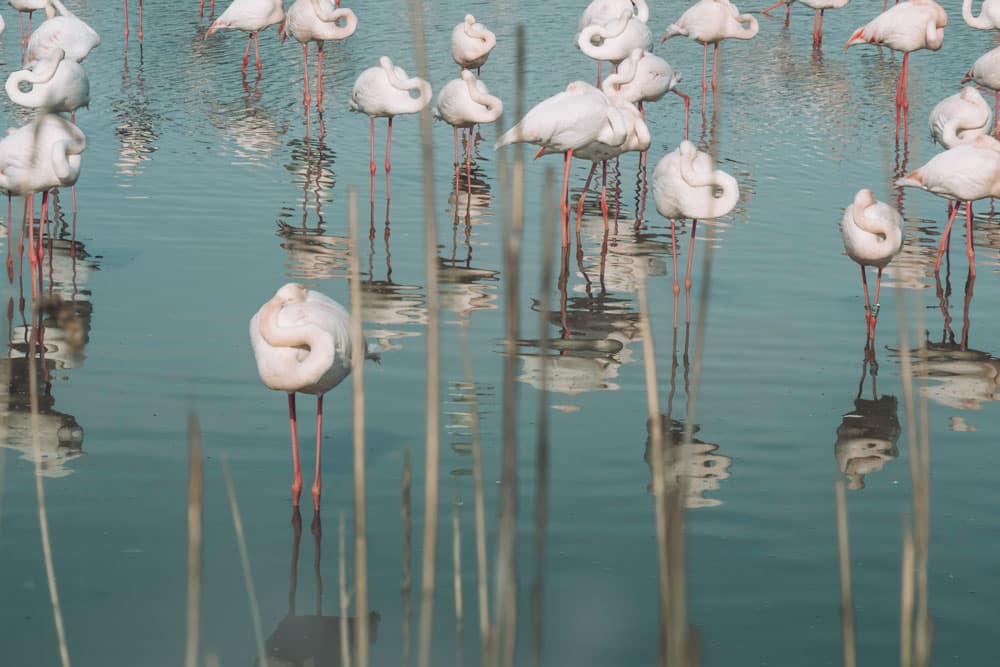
left=963, top=0, right=1000, bottom=29
left=124, top=0, right=143, bottom=43
left=284, top=0, right=358, bottom=108
left=451, top=14, right=496, bottom=74
left=963, top=46, right=1000, bottom=130
left=929, top=86, right=992, bottom=149
left=249, top=283, right=379, bottom=510
left=602, top=47, right=690, bottom=140
left=6, top=47, right=89, bottom=115
left=840, top=189, right=903, bottom=340
left=896, top=134, right=1000, bottom=277
left=206, top=0, right=285, bottom=77
left=844, top=0, right=947, bottom=142
left=9, top=0, right=47, bottom=46
left=494, top=81, right=628, bottom=243
left=577, top=5, right=652, bottom=70
left=651, top=140, right=739, bottom=323
left=434, top=70, right=503, bottom=182
left=578, top=0, right=648, bottom=82
left=200, top=0, right=216, bottom=17
left=350, top=56, right=432, bottom=199
left=27, top=0, right=101, bottom=63
left=0, top=114, right=86, bottom=285
left=760, top=0, right=850, bottom=45
left=661, top=0, right=759, bottom=108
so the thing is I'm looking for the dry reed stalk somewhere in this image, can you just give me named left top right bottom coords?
left=340, top=512, right=352, bottom=667
left=636, top=276, right=670, bottom=667
left=408, top=2, right=442, bottom=666
left=835, top=480, right=857, bottom=667
left=401, top=449, right=412, bottom=665
left=27, top=309, right=70, bottom=667
left=348, top=189, right=370, bottom=667
left=459, top=325, right=490, bottom=651
left=0, top=448, right=6, bottom=536
left=452, top=484, right=464, bottom=667
left=185, top=414, right=204, bottom=667
left=221, top=457, right=266, bottom=666
left=900, top=524, right=915, bottom=667
left=529, top=169, right=556, bottom=667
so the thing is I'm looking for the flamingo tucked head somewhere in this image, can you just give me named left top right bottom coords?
left=273, top=282, right=309, bottom=305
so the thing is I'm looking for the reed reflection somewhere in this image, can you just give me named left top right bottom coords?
left=644, top=324, right=731, bottom=508
left=834, top=348, right=900, bottom=491
left=114, top=58, right=160, bottom=178
left=516, top=245, right=641, bottom=396
left=259, top=508, right=380, bottom=667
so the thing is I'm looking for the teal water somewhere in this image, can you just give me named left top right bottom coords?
left=2, top=1, right=999, bottom=665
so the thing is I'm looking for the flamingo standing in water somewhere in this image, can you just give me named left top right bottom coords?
left=962, top=0, right=1000, bottom=29
left=651, top=140, right=739, bottom=323
left=10, top=0, right=47, bottom=46
left=494, top=80, right=628, bottom=243
left=249, top=283, right=379, bottom=510
left=896, top=135, right=1000, bottom=277
left=451, top=14, right=496, bottom=74
left=840, top=189, right=903, bottom=340
left=963, top=46, right=1000, bottom=130
left=602, top=47, right=689, bottom=142
left=760, top=0, right=850, bottom=45
left=27, top=0, right=101, bottom=63
left=661, top=0, right=759, bottom=110
left=124, top=0, right=143, bottom=43
left=350, top=56, right=432, bottom=199
left=929, top=86, right=992, bottom=148
left=284, top=0, right=358, bottom=108
left=578, top=4, right=652, bottom=73
left=578, top=0, right=648, bottom=83
left=844, top=0, right=947, bottom=142
left=200, top=0, right=216, bottom=17
left=434, top=70, right=503, bottom=182
left=206, top=0, right=285, bottom=77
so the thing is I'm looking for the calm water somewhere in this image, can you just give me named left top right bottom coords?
left=2, top=1, right=999, bottom=665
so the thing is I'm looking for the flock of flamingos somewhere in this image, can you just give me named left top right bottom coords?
left=3, top=0, right=1000, bottom=509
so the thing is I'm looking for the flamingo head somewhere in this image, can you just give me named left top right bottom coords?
left=272, top=283, right=309, bottom=305
left=853, top=189, right=877, bottom=208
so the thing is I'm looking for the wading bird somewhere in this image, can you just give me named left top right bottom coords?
left=840, top=189, right=903, bottom=340
left=929, top=86, right=992, bottom=149
left=578, top=5, right=652, bottom=69
left=284, top=0, right=358, bottom=107
left=6, top=47, right=90, bottom=115
left=249, top=283, right=379, bottom=510
left=760, top=0, right=850, bottom=46
left=963, top=46, right=1000, bottom=130
left=962, top=0, right=1000, bottom=29
left=602, top=47, right=689, bottom=141
left=434, top=70, right=503, bottom=181
left=451, top=14, right=496, bottom=74
left=27, top=0, right=101, bottom=63
left=206, top=0, right=285, bottom=77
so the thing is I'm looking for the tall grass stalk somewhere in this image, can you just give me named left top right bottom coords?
left=835, top=480, right=857, bottom=667
left=408, top=1, right=442, bottom=665
left=348, top=189, right=370, bottom=667
left=28, top=309, right=70, bottom=667
left=221, top=457, right=266, bottom=666
left=185, top=415, right=204, bottom=667
left=340, top=512, right=353, bottom=667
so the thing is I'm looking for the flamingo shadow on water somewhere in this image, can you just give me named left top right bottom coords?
left=113, top=56, right=161, bottom=178
left=833, top=347, right=901, bottom=491
left=257, top=508, right=380, bottom=666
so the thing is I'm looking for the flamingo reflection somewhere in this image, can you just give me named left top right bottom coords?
left=114, top=58, right=160, bottom=178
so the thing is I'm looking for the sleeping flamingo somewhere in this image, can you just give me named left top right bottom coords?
left=27, top=0, right=101, bottom=63
left=963, top=46, right=1000, bottom=130
left=206, top=0, right=285, bottom=77
left=284, top=0, right=358, bottom=108
left=578, top=0, right=648, bottom=83
left=602, top=47, right=689, bottom=141
left=434, top=70, right=503, bottom=182
left=577, top=5, right=652, bottom=71
left=249, top=283, right=379, bottom=510
left=451, top=14, right=496, bottom=74
left=350, top=56, right=432, bottom=199
left=840, top=189, right=903, bottom=340
left=844, top=0, right=947, bottom=142
left=6, top=47, right=90, bottom=115
left=962, top=0, right=1000, bottom=29
left=929, top=87, right=992, bottom=149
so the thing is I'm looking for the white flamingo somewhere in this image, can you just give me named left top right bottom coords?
left=249, top=283, right=379, bottom=510
left=451, top=14, right=496, bottom=73
left=350, top=56, right=432, bottom=199
left=578, top=0, right=649, bottom=82
left=577, top=5, right=652, bottom=69
left=602, top=47, right=690, bottom=139
left=206, top=0, right=285, bottom=77
left=9, top=0, right=47, bottom=46
left=284, top=0, right=358, bottom=108
left=962, top=0, right=1000, bottom=29
left=929, top=86, right=993, bottom=148
left=434, top=70, right=503, bottom=179
left=760, top=0, right=850, bottom=45
left=963, top=46, right=1000, bottom=130
left=6, top=47, right=89, bottom=115
left=840, top=189, right=903, bottom=339
left=27, top=0, right=101, bottom=63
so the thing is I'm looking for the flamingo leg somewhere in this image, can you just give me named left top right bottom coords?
left=818, top=9, right=824, bottom=43
left=670, top=219, right=680, bottom=328
left=760, top=0, right=786, bottom=16
left=966, top=200, right=976, bottom=277
left=935, top=201, right=960, bottom=272
left=453, top=126, right=460, bottom=179
left=242, top=34, right=252, bottom=76
left=302, top=44, right=311, bottom=106
left=673, top=89, right=691, bottom=140
left=576, top=161, right=598, bottom=233
left=711, top=43, right=719, bottom=92
left=312, top=394, right=323, bottom=510
left=369, top=116, right=376, bottom=199
left=872, top=267, right=884, bottom=334
left=38, top=191, right=48, bottom=267
left=685, top=219, right=698, bottom=322
left=253, top=32, right=262, bottom=76
left=18, top=13, right=23, bottom=48
left=860, top=265, right=873, bottom=337
left=561, top=149, right=574, bottom=245
left=785, top=1, right=791, bottom=23
left=385, top=116, right=393, bottom=200
left=597, top=60, right=602, bottom=88
left=5, top=195, right=12, bottom=284
left=316, top=43, right=324, bottom=107
left=701, top=42, right=708, bottom=113
left=124, top=0, right=129, bottom=41
left=138, top=0, right=144, bottom=42
left=464, top=126, right=472, bottom=190
left=288, top=393, right=303, bottom=506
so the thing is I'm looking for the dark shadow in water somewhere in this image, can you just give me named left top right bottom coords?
left=113, top=57, right=160, bottom=178
left=259, top=508, right=380, bottom=666
left=644, top=322, right=731, bottom=508
left=834, top=346, right=900, bottom=491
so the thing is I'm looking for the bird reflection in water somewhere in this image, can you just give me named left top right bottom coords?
left=516, top=244, right=641, bottom=397
left=834, top=348, right=900, bottom=490
left=259, top=509, right=380, bottom=667
left=644, top=323, right=731, bottom=508
left=361, top=197, right=427, bottom=352
left=209, top=78, right=287, bottom=163
left=114, top=58, right=160, bottom=178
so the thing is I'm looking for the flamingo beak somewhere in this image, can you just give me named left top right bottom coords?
left=206, top=21, right=221, bottom=38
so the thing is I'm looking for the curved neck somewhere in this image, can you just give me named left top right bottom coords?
left=310, top=0, right=357, bottom=32
left=382, top=62, right=432, bottom=112
left=258, top=299, right=336, bottom=389
left=925, top=20, right=944, bottom=49
left=963, top=0, right=993, bottom=28
left=633, top=0, right=650, bottom=22
left=464, top=79, right=503, bottom=122
left=728, top=14, right=759, bottom=39
left=48, top=0, right=73, bottom=19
